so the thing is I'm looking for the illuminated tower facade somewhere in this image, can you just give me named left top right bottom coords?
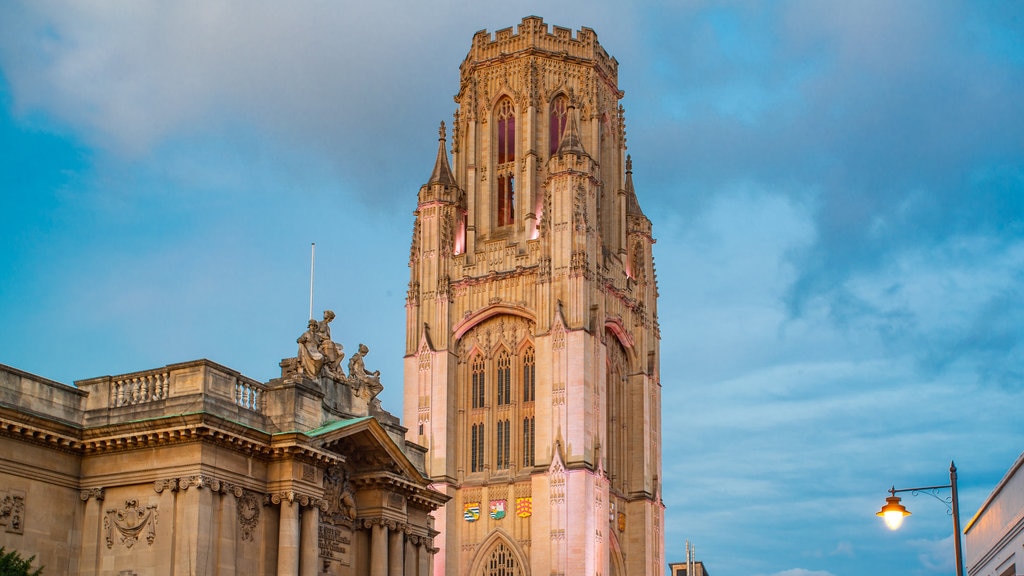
left=404, top=17, right=662, bottom=575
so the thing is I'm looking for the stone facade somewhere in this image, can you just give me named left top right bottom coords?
left=403, top=17, right=664, bottom=576
left=0, top=326, right=447, bottom=576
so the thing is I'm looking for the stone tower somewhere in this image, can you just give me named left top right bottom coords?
left=403, top=17, right=663, bottom=576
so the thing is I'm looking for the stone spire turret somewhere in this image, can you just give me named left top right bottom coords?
left=427, top=121, right=456, bottom=186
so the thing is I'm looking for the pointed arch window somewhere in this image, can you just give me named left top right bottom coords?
left=484, top=542, right=521, bottom=576
left=549, top=94, right=569, bottom=155
left=471, top=353, right=486, bottom=409
left=496, top=350, right=512, bottom=405
left=522, top=346, right=535, bottom=402
left=496, top=98, right=516, bottom=227
left=496, top=98, right=516, bottom=164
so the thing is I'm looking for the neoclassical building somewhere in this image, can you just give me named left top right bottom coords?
left=403, top=17, right=663, bottom=576
left=0, top=316, right=447, bottom=576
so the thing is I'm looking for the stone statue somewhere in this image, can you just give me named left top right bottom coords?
left=316, top=310, right=346, bottom=380
left=347, top=343, right=383, bottom=401
left=296, top=311, right=346, bottom=380
left=297, top=319, right=325, bottom=377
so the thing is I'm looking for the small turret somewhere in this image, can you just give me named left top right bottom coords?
left=428, top=122, right=456, bottom=187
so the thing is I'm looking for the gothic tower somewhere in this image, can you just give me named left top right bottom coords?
left=404, top=17, right=662, bottom=576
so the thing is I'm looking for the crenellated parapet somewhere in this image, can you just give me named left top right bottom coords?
left=462, top=16, right=618, bottom=85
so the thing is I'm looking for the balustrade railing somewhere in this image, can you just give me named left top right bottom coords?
left=112, top=371, right=170, bottom=407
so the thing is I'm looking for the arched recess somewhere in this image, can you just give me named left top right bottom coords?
left=604, top=317, right=637, bottom=368
left=453, top=304, right=536, bottom=342
left=608, top=529, right=627, bottom=576
left=468, top=529, right=530, bottom=576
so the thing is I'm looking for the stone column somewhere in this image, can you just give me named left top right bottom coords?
left=388, top=524, right=404, bottom=576
left=216, top=489, right=236, bottom=576
left=404, top=537, right=417, bottom=575
left=299, top=504, right=319, bottom=576
left=370, top=521, right=388, bottom=576
left=277, top=500, right=300, bottom=576
left=418, top=540, right=431, bottom=576
left=77, top=489, right=104, bottom=576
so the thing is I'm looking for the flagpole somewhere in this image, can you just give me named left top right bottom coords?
left=309, top=242, right=316, bottom=320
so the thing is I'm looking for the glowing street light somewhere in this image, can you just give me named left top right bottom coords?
left=877, top=461, right=964, bottom=576
left=877, top=492, right=911, bottom=530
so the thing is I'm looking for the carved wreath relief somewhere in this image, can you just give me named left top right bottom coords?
left=104, top=499, right=157, bottom=549
left=237, top=490, right=261, bottom=542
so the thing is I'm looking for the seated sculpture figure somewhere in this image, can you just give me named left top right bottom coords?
left=297, top=319, right=325, bottom=377
left=316, top=310, right=346, bottom=380
left=347, top=343, right=383, bottom=401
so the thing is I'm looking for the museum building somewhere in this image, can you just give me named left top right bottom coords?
left=0, top=317, right=447, bottom=576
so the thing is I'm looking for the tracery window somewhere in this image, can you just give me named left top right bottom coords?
left=460, top=319, right=534, bottom=476
left=522, top=346, right=535, bottom=402
left=484, top=542, right=521, bottom=576
left=496, top=350, right=511, bottom=405
left=549, top=94, right=568, bottom=155
left=496, top=98, right=516, bottom=227
left=472, top=353, right=486, bottom=409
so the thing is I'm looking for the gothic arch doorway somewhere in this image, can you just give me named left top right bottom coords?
left=468, top=530, right=530, bottom=576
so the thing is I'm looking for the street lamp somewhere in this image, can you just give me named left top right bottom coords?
left=877, top=461, right=964, bottom=576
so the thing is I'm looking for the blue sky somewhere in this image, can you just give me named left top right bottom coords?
left=2, top=2, right=1023, bottom=575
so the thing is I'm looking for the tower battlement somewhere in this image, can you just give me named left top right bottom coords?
left=463, top=16, right=617, bottom=77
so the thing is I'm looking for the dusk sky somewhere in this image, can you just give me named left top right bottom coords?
left=2, top=2, right=1023, bottom=575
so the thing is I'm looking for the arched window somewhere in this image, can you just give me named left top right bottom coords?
left=472, top=353, right=486, bottom=409
left=549, top=94, right=568, bottom=155
left=496, top=98, right=516, bottom=227
left=522, top=346, right=535, bottom=402
left=484, top=542, right=521, bottom=576
left=496, top=350, right=511, bottom=405
left=496, top=98, right=516, bottom=164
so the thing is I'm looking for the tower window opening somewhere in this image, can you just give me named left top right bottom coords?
left=498, top=175, right=515, bottom=227
left=496, top=418, right=510, bottom=470
left=496, top=98, right=516, bottom=228
left=497, top=350, right=512, bottom=405
left=522, top=416, right=535, bottom=467
left=471, top=422, right=485, bottom=472
left=522, top=346, right=535, bottom=402
left=472, top=354, right=486, bottom=409
left=496, top=98, right=516, bottom=164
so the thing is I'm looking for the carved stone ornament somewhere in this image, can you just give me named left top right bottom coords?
left=104, top=499, right=158, bottom=549
left=237, top=490, right=261, bottom=542
left=0, top=490, right=25, bottom=534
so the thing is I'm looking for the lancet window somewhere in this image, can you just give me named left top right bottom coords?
left=495, top=98, right=516, bottom=227
left=471, top=353, right=486, bottom=409
left=471, top=422, right=485, bottom=472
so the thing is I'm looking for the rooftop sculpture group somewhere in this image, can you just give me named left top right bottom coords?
left=297, top=310, right=383, bottom=404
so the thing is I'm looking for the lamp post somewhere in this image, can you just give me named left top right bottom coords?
left=877, top=461, right=964, bottom=576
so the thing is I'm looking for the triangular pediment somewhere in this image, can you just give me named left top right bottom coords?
left=309, top=417, right=427, bottom=483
